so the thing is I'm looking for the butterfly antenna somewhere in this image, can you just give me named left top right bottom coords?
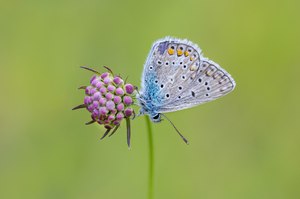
left=161, top=114, right=189, bottom=145
left=134, top=86, right=141, bottom=95
left=80, top=66, right=101, bottom=75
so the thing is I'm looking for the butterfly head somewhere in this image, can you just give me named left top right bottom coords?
left=150, top=113, right=161, bottom=123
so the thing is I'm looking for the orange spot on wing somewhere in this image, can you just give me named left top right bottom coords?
left=168, top=48, right=174, bottom=55
left=184, top=51, right=189, bottom=57
left=177, top=49, right=183, bottom=56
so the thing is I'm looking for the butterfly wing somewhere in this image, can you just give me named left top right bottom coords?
left=139, top=37, right=236, bottom=115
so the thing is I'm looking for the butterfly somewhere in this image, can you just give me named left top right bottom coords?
left=137, top=37, right=236, bottom=144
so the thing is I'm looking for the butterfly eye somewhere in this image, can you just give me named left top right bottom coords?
left=151, top=114, right=161, bottom=122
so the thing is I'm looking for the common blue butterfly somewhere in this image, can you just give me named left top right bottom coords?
left=137, top=37, right=236, bottom=143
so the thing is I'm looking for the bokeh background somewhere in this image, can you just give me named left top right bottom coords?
left=1, top=0, right=300, bottom=198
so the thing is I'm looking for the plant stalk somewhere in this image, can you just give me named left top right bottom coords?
left=145, top=116, right=154, bottom=199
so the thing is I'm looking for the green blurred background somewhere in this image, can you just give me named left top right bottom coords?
left=1, top=0, right=300, bottom=198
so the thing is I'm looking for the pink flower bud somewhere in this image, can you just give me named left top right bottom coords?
left=113, top=96, right=122, bottom=104
left=115, top=87, right=124, bottom=95
left=100, top=87, right=107, bottom=94
left=101, top=72, right=109, bottom=79
left=107, top=85, right=116, bottom=92
left=99, top=107, right=108, bottom=115
left=113, top=76, right=123, bottom=85
left=103, top=77, right=111, bottom=84
left=108, top=114, right=115, bottom=121
left=124, top=108, right=133, bottom=117
left=88, top=104, right=94, bottom=112
left=90, top=75, right=97, bottom=84
left=85, top=86, right=92, bottom=95
left=123, top=96, right=133, bottom=105
left=92, top=101, right=99, bottom=109
left=90, top=88, right=97, bottom=95
left=84, top=96, right=92, bottom=105
left=92, top=109, right=99, bottom=118
left=96, top=82, right=103, bottom=89
left=106, top=100, right=115, bottom=111
left=117, top=103, right=124, bottom=111
left=105, top=93, right=114, bottom=100
left=99, top=97, right=107, bottom=106
left=113, top=120, right=120, bottom=126
left=125, top=84, right=134, bottom=94
left=93, top=92, right=101, bottom=100
left=116, top=112, right=124, bottom=120
left=91, top=78, right=99, bottom=86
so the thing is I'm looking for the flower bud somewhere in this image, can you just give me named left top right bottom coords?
left=123, top=96, right=133, bottom=105
left=125, top=84, right=134, bottom=94
left=124, top=108, right=133, bottom=117
left=113, top=76, right=123, bottom=85
left=115, top=87, right=124, bottom=95
left=76, top=67, right=137, bottom=144
left=106, top=100, right=115, bottom=111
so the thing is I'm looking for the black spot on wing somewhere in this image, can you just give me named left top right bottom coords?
left=157, top=41, right=169, bottom=55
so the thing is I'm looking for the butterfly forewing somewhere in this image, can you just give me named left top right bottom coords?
left=139, top=37, right=235, bottom=114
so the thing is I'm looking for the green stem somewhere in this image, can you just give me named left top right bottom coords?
left=145, top=116, right=154, bottom=199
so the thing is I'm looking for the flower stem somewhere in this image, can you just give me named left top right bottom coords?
left=145, top=116, right=154, bottom=199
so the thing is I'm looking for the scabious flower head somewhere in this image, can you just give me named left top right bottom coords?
left=73, top=66, right=136, bottom=147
